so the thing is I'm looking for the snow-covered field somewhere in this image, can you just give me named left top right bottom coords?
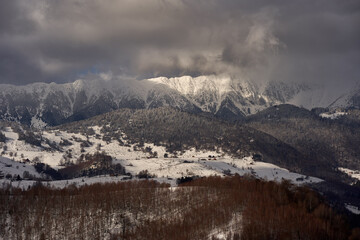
left=0, top=156, right=41, bottom=179
left=0, top=126, right=322, bottom=189
left=116, top=156, right=321, bottom=184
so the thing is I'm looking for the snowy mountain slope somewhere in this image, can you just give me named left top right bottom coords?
left=147, top=76, right=360, bottom=115
left=0, top=75, right=358, bottom=127
left=148, top=75, right=296, bottom=116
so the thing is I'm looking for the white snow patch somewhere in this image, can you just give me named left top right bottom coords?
left=338, top=167, right=360, bottom=182
left=208, top=212, right=242, bottom=240
left=30, top=116, right=47, bottom=129
left=3, top=127, right=19, bottom=141
left=345, top=204, right=360, bottom=215
left=320, top=112, right=347, bottom=119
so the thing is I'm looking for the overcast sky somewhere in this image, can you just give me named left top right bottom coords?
left=0, top=0, right=359, bottom=87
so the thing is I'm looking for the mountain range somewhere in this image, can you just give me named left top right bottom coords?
left=1, top=75, right=359, bottom=127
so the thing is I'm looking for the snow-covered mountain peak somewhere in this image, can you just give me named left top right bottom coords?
left=148, top=75, right=241, bottom=96
left=72, top=79, right=86, bottom=91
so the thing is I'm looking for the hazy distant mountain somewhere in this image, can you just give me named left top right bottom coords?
left=0, top=75, right=358, bottom=127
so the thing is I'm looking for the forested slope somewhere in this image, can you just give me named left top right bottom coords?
left=1, top=176, right=356, bottom=240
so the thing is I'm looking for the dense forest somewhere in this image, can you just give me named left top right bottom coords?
left=1, top=176, right=358, bottom=240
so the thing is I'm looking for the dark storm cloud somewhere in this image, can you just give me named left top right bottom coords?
left=0, top=0, right=359, bottom=86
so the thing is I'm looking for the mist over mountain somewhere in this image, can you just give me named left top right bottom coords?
left=0, top=0, right=358, bottom=92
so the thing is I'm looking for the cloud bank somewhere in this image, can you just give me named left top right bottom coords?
left=0, top=0, right=359, bottom=87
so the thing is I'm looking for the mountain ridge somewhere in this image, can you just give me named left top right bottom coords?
left=0, top=75, right=358, bottom=127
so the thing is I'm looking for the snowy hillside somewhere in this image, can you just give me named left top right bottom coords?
left=0, top=125, right=322, bottom=188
